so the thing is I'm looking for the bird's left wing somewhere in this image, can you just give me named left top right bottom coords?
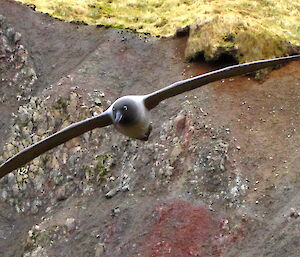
left=144, top=55, right=300, bottom=110
left=0, top=110, right=113, bottom=179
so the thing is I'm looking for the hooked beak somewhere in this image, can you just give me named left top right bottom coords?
left=114, top=111, right=123, bottom=123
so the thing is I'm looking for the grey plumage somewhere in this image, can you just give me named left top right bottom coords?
left=0, top=54, right=299, bottom=178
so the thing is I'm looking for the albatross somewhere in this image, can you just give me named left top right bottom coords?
left=0, top=55, right=300, bottom=178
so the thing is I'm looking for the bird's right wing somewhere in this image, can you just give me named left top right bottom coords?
left=144, top=55, right=300, bottom=110
left=0, top=110, right=113, bottom=179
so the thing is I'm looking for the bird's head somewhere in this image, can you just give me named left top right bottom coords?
left=111, top=96, right=140, bottom=126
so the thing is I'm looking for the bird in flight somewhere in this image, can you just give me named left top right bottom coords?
left=0, top=55, right=299, bottom=178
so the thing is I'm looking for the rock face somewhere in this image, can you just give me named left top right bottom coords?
left=1, top=2, right=300, bottom=257
left=0, top=14, right=37, bottom=105
left=0, top=90, right=113, bottom=214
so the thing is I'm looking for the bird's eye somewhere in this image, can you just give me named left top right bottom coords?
left=123, top=105, right=128, bottom=111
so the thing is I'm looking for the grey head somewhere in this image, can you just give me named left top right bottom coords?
left=110, top=95, right=151, bottom=140
left=111, top=96, right=141, bottom=126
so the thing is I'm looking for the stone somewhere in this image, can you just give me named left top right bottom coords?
left=0, top=15, right=5, bottom=24
left=5, top=27, right=15, bottom=42
left=95, top=243, right=105, bottom=257
left=105, top=187, right=119, bottom=198
left=23, top=246, right=48, bottom=257
left=13, top=32, right=22, bottom=43
left=174, top=112, right=186, bottom=134
left=65, top=217, right=76, bottom=232
left=111, top=207, right=120, bottom=217
left=170, top=144, right=183, bottom=164
left=56, top=185, right=67, bottom=201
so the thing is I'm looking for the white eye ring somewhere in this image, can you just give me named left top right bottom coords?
left=123, top=105, right=128, bottom=111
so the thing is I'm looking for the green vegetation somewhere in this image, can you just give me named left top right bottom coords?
left=16, top=0, right=300, bottom=62
left=95, top=153, right=114, bottom=182
left=54, top=97, right=68, bottom=111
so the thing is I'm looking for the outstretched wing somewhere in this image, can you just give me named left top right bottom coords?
left=0, top=110, right=112, bottom=179
left=144, top=55, right=300, bottom=110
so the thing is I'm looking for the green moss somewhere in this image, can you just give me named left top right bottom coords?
left=82, top=153, right=114, bottom=183
left=95, top=153, right=113, bottom=182
left=54, top=97, right=67, bottom=110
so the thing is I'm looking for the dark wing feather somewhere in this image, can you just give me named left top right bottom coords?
left=144, top=55, right=300, bottom=110
left=0, top=111, right=112, bottom=179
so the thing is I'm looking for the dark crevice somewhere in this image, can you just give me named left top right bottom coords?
left=189, top=52, right=238, bottom=69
